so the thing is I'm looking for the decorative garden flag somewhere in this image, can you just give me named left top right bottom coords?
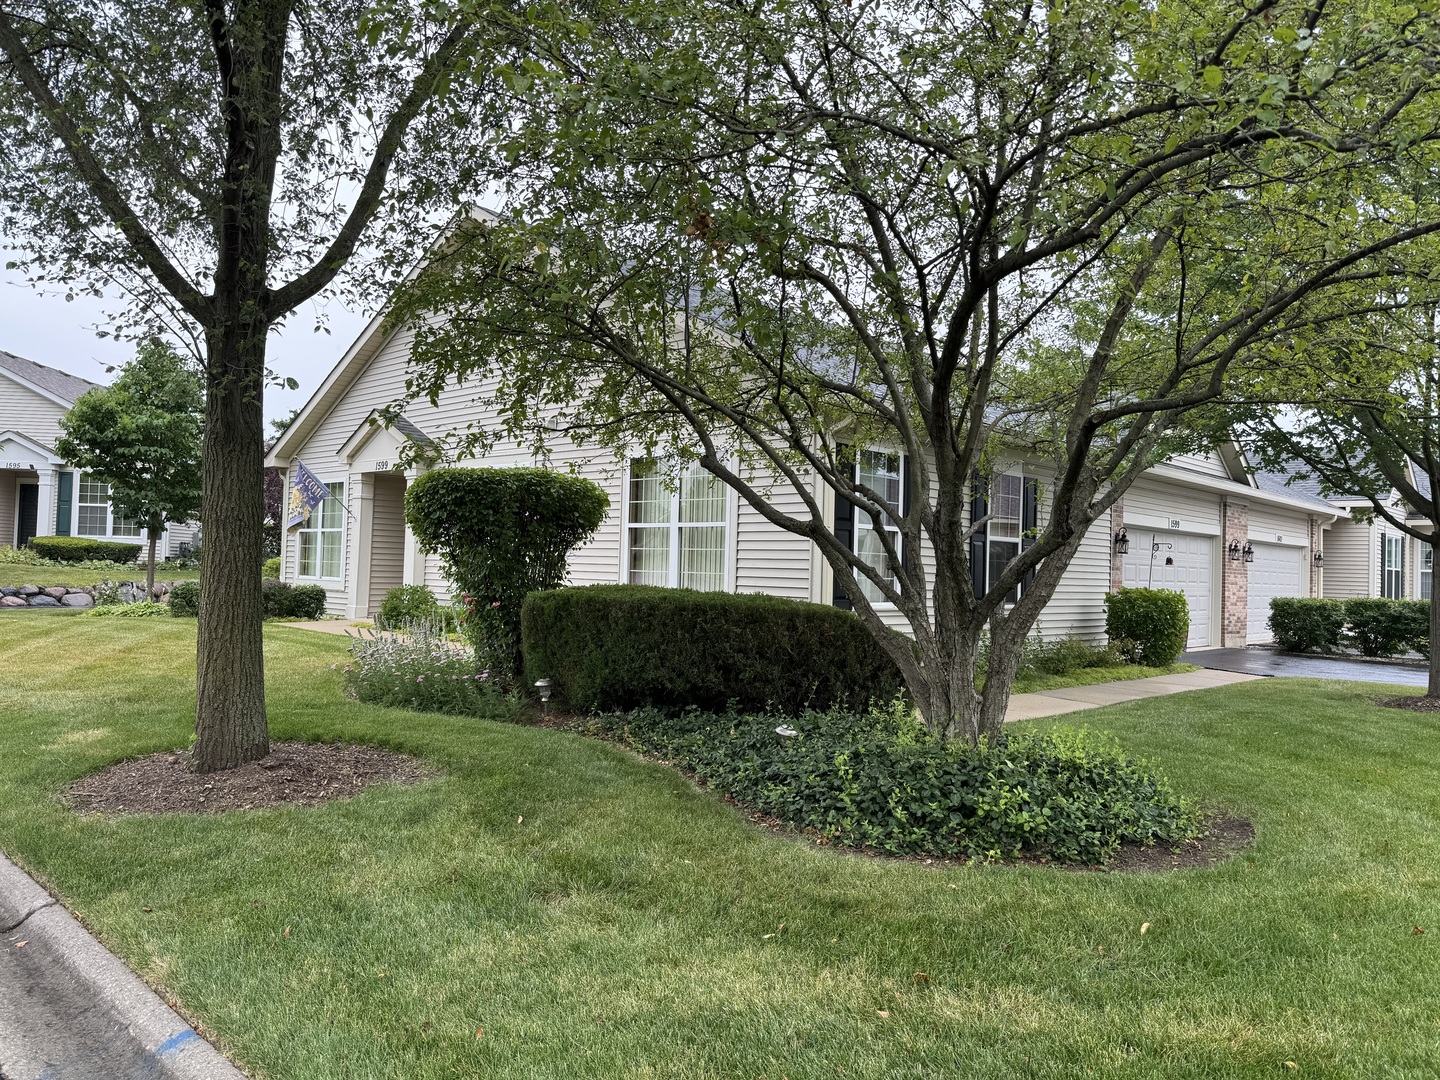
left=286, top=461, right=330, bottom=530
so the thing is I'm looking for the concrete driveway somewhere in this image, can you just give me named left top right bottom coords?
left=1181, top=647, right=1430, bottom=687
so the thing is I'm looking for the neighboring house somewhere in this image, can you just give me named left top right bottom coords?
left=265, top=315, right=1344, bottom=651
left=0, top=349, right=198, bottom=558
left=1259, top=461, right=1434, bottom=603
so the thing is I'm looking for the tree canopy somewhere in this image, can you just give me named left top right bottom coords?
left=393, top=0, right=1440, bottom=741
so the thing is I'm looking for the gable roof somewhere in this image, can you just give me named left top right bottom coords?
left=1251, top=461, right=1361, bottom=509
left=0, top=349, right=100, bottom=406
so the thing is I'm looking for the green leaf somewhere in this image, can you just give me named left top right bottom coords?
left=1202, top=66, right=1224, bottom=91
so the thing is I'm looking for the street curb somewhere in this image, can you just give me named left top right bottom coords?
left=0, top=851, right=246, bottom=1079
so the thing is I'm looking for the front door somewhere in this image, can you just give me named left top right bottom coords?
left=16, top=483, right=38, bottom=547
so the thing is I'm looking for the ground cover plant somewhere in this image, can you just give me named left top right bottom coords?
left=587, top=702, right=1201, bottom=864
left=0, top=619, right=1437, bottom=1077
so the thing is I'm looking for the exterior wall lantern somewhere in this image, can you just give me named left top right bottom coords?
left=1112, top=527, right=1129, bottom=554
left=1313, top=551, right=1325, bottom=565
left=1228, top=539, right=1241, bottom=561
left=1243, top=541, right=1255, bottom=563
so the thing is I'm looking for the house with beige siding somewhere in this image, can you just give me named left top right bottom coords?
left=266, top=314, right=1355, bottom=651
left=0, top=349, right=197, bottom=557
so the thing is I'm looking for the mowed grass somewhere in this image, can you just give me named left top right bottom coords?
left=0, top=619, right=1436, bottom=1079
left=1010, top=661, right=1196, bottom=695
left=0, top=564, right=199, bottom=588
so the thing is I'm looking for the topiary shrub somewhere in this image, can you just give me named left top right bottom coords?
left=29, top=536, right=142, bottom=563
left=405, top=467, right=608, bottom=683
left=1344, top=598, right=1430, bottom=657
left=590, top=702, right=1201, bottom=865
left=1269, top=597, right=1346, bottom=653
left=169, top=579, right=200, bottom=617
left=377, top=584, right=439, bottom=629
left=1104, top=587, right=1190, bottom=666
left=262, top=557, right=280, bottom=579
left=522, top=584, right=906, bottom=715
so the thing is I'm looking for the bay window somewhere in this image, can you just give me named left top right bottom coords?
left=627, top=460, right=727, bottom=591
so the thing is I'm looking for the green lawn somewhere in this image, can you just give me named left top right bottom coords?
left=0, top=619, right=1436, bottom=1079
left=1010, top=661, right=1195, bottom=695
left=0, top=564, right=200, bottom=588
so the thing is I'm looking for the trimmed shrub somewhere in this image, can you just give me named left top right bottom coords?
left=1269, top=597, right=1347, bottom=653
left=169, top=580, right=200, bottom=617
left=261, top=579, right=327, bottom=620
left=262, top=557, right=280, bottom=579
left=29, top=536, right=141, bottom=563
left=1104, top=588, right=1190, bottom=666
left=522, top=584, right=906, bottom=715
left=377, top=584, right=439, bottom=629
left=590, top=702, right=1201, bottom=865
left=406, top=467, right=608, bottom=682
left=1344, top=598, right=1430, bottom=657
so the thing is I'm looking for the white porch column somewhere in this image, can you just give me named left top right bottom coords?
left=348, top=472, right=376, bottom=619
left=401, top=464, right=427, bottom=589
left=34, top=467, right=55, bottom=541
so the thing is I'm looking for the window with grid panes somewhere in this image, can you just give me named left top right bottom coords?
left=627, top=460, right=727, bottom=590
left=297, top=481, right=345, bottom=579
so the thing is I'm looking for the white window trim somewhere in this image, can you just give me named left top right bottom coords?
left=294, top=477, right=346, bottom=582
left=982, top=467, right=1027, bottom=606
left=74, top=473, right=146, bottom=539
left=619, top=458, right=735, bottom=592
left=1382, top=533, right=1404, bottom=600
left=853, top=448, right=904, bottom=609
left=1419, top=539, right=1433, bottom=602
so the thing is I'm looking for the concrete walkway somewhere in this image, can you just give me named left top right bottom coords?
left=1004, top=668, right=1263, bottom=722
left=276, top=619, right=376, bottom=637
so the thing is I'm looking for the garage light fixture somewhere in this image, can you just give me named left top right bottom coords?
left=1243, top=541, right=1255, bottom=563
left=1112, top=527, right=1129, bottom=554
left=1313, top=551, right=1324, bottom=565
left=1228, top=540, right=1241, bottom=561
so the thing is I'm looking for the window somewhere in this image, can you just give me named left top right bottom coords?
left=297, top=481, right=345, bottom=579
left=987, top=472, right=1024, bottom=604
left=627, top=460, right=727, bottom=591
left=854, top=450, right=901, bottom=604
left=1422, top=543, right=1433, bottom=602
left=1383, top=533, right=1404, bottom=599
left=76, top=474, right=110, bottom=536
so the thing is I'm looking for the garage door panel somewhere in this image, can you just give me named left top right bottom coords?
left=1247, top=542, right=1304, bottom=643
left=1121, top=531, right=1213, bottom=649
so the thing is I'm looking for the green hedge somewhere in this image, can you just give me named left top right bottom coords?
left=1344, top=598, right=1430, bottom=657
left=28, top=536, right=141, bottom=564
left=591, top=704, right=1201, bottom=865
left=522, top=585, right=906, bottom=715
left=376, top=584, right=439, bottom=629
left=167, top=579, right=326, bottom=620
left=1269, top=598, right=1347, bottom=653
left=1104, top=588, right=1190, bottom=666
left=169, top=580, right=200, bottom=616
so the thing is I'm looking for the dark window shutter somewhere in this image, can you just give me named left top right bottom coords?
left=833, top=444, right=854, bottom=609
left=54, top=471, right=73, bottom=536
left=969, top=469, right=987, bottom=598
left=1021, top=476, right=1039, bottom=593
left=900, top=453, right=913, bottom=577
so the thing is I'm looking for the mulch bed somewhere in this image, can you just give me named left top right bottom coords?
left=1378, top=695, right=1440, bottom=713
left=1094, top=814, right=1255, bottom=873
left=65, top=741, right=436, bottom=815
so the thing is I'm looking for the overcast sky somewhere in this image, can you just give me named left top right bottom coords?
left=1, top=250, right=371, bottom=427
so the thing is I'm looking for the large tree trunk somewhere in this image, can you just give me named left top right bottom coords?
left=145, top=527, right=158, bottom=598
left=192, top=326, right=268, bottom=773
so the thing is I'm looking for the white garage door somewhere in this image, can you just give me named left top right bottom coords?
left=1121, top=532, right=1213, bottom=649
left=1247, top=542, right=1305, bottom=643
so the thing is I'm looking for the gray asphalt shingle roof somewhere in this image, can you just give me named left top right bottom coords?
left=1251, top=463, right=1357, bottom=509
left=0, top=349, right=99, bottom=405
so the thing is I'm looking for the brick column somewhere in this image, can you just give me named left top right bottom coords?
left=1109, top=500, right=1125, bottom=592
left=1221, top=499, right=1249, bottom=648
left=1309, top=516, right=1323, bottom=597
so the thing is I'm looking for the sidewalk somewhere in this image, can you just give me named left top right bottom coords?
left=1004, top=668, right=1263, bottom=722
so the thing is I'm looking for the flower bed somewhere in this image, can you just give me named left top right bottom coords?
left=342, top=618, right=503, bottom=716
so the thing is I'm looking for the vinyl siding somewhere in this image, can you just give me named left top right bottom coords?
left=1122, top=477, right=1223, bottom=531
left=0, top=377, right=69, bottom=448
left=1161, top=450, right=1231, bottom=480
left=1247, top=505, right=1313, bottom=547
left=0, top=476, right=15, bottom=547
left=1321, top=517, right=1374, bottom=599
left=366, top=473, right=407, bottom=614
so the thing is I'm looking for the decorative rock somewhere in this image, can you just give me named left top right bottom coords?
left=0, top=585, right=17, bottom=597
left=28, top=595, right=61, bottom=607
left=0, top=596, right=26, bottom=607
left=43, top=587, right=67, bottom=599
left=18, top=585, right=39, bottom=596
left=60, top=592, right=94, bottom=608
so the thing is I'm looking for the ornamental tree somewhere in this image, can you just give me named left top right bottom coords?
left=0, top=0, right=511, bottom=770
left=393, top=0, right=1440, bottom=743
left=55, top=340, right=203, bottom=595
left=403, top=467, right=609, bottom=682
